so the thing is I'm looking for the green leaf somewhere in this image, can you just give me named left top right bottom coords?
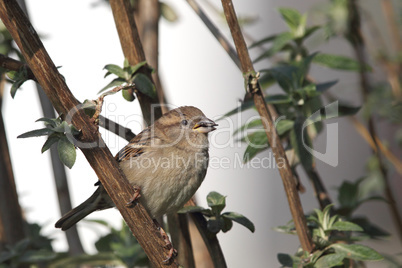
left=243, top=131, right=269, bottom=162
left=315, top=253, right=345, bottom=268
left=338, top=180, right=359, bottom=211
left=219, top=94, right=291, bottom=120
left=17, top=128, right=54, bottom=138
left=277, top=253, right=297, bottom=267
left=177, top=206, right=210, bottom=214
left=221, top=216, right=233, bottom=233
left=160, top=2, right=178, bottom=22
left=207, top=218, right=224, bottom=233
left=254, top=32, right=293, bottom=62
left=278, top=7, right=302, bottom=31
left=57, top=136, right=76, bottom=169
left=133, top=73, right=156, bottom=99
left=36, top=117, right=57, bottom=128
left=41, top=133, right=60, bottom=153
left=330, top=244, right=383, bottom=261
left=103, top=64, right=126, bottom=79
left=222, top=212, right=255, bottom=233
left=249, top=34, right=277, bottom=49
left=10, top=78, right=26, bottom=98
left=99, top=78, right=125, bottom=94
left=122, top=89, right=135, bottom=102
left=313, top=53, right=372, bottom=71
left=316, top=80, right=338, bottom=93
left=276, top=119, right=294, bottom=135
left=262, top=65, right=299, bottom=92
left=290, top=116, right=314, bottom=171
left=207, top=191, right=226, bottom=215
left=303, top=25, right=321, bottom=40
left=127, top=61, right=147, bottom=76
left=329, top=221, right=363, bottom=232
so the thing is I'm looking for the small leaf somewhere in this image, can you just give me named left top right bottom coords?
left=313, top=53, right=372, bottom=71
left=329, top=221, right=363, bottom=232
left=41, top=134, right=60, bottom=153
left=17, top=128, right=54, bottom=138
left=249, top=34, right=277, bottom=49
left=222, top=212, right=255, bottom=233
left=103, top=64, right=126, bottom=79
left=10, top=79, right=26, bottom=98
left=122, top=89, right=135, bottom=102
left=207, top=191, right=226, bottom=215
left=278, top=7, right=302, bottom=31
left=277, top=253, right=295, bottom=267
left=221, top=216, right=233, bottom=233
left=127, top=61, right=147, bottom=77
left=330, top=244, right=383, bottom=261
left=276, top=119, right=294, bottom=135
left=19, top=250, right=57, bottom=263
left=315, top=253, right=345, bottom=268
left=36, top=117, right=57, bottom=128
left=290, top=116, right=314, bottom=171
left=254, top=32, right=293, bottom=63
left=316, top=80, right=338, bottom=93
left=160, top=2, right=178, bottom=22
left=57, top=136, right=76, bottom=169
left=207, top=218, right=223, bottom=233
left=133, top=73, right=156, bottom=99
left=98, top=78, right=126, bottom=94
left=243, top=131, right=269, bottom=162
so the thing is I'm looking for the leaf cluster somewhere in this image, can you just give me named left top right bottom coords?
left=178, top=191, right=255, bottom=234
left=17, top=117, right=79, bottom=169
left=99, top=59, right=156, bottom=101
left=276, top=205, right=383, bottom=267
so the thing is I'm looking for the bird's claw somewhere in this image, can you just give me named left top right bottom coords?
left=125, top=187, right=141, bottom=207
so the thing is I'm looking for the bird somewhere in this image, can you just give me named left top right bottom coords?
left=55, top=106, right=217, bottom=258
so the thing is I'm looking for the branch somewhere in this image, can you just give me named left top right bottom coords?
left=347, top=0, right=402, bottom=243
left=220, top=0, right=314, bottom=253
left=186, top=0, right=241, bottom=70
left=0, top=54, right=36, bottom=81
left=109, top=0, right=162, bottom=124
left=0, top=1, right=176, bottom=266
left=0, top=76, right=26, bottom=250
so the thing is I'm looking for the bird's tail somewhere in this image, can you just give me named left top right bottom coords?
left=55, top=185, right=114, bottom=231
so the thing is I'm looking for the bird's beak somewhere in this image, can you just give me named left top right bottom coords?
left=193, top=118, right=218, bottom=133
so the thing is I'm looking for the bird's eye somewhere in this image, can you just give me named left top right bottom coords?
left=181, top=120, right=188, bottom=126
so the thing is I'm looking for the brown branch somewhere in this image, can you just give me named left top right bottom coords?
left=0, top=1, right=176, bottom=266
left=347, top=0, right=402, bottom=244
left=189, top=212, right=227, bottom=268
left=109, top=0, right=162, bottom=124
left=0, top=75, right=26, bottom=250
left=137, top=0, right=168, bottom=114
left=167, top=214, right=195, bottom=268
left=220, top=0, right=314, bottom=253
left=0, top=54, right=36, bottom=81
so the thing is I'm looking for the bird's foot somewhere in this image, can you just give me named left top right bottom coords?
left=125, top=186, right=141, bottom=207
left=153, top=220, right=177, bottom=263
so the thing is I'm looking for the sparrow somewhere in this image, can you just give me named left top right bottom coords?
left=55, top=106, right=217, bottom=254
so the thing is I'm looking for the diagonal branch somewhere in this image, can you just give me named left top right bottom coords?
left=220, top=0, right=314, bottom=253
left=0, top=1, right=177, bottom=266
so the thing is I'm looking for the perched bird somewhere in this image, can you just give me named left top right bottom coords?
left=55, top=106, right=217, bottom=234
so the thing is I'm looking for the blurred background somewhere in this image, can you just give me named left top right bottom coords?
left=1, top=0, right=401, bottom=267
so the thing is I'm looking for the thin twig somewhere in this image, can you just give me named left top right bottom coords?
left=186, top=0, right=241, bottom=69
left=0, top=1, right=177, bottom=266
left=220, top=0, right=314, bottom=253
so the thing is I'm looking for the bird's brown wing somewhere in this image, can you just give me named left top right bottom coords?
left=115, top=127, right=151, bottom=162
